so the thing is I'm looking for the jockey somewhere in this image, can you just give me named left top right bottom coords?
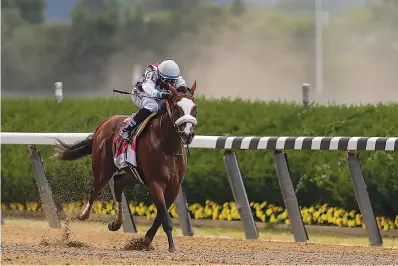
left=119, top=59, right=188, bottom=141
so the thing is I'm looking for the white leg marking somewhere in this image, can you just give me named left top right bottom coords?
left=82, top=202, right=91, bottom=216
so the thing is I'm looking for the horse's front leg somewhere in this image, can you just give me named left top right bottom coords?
left=143, top=180, right=165, bottom=249
left=160, top=198, right=176, bottom=252
left=143, top=210, right=163, bottom=249
left=144, top=180, right=179, bottom=252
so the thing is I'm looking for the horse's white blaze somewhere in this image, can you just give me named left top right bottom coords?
left=184, top=123, right=193, bottom=135
left=177, top=98, right=195, bottom=116
left=176, top=98, right=197, bottom=132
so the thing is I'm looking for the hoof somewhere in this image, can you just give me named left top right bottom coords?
left=169, top=247, right=176, bottom=253
left=108, top=221, right=122, bottom=231
left=76, top=211, right=89, bottom=221
left=143, top=237, right=154, bottom=251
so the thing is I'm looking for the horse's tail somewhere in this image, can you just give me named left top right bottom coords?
left=50, top=134, right=94, bottom=161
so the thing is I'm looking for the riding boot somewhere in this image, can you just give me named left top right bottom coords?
left=119, top=108, right=153, bottom=142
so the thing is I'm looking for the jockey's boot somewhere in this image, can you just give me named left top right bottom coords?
left=119, top=108, right=153, bottom=142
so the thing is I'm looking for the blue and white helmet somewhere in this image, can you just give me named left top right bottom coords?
left=158, top=60, right=180, bottom=86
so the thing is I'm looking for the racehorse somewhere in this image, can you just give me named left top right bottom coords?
left=50, top=82, right=198, bottom=252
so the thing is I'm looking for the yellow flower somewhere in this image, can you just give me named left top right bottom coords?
left=212, top=206, right=219, bottom=220
left=342, top=216, right=348, bottom=226
left=313, top=211, right=320, bottom=222
left=356, top=214, right=362, bottom=226
left=278, top=210, right=288, bottom=220
left=194, top=208, right=203, bottom=219
left=8, top=200, right=396, bottom=231
left=336, top=217, right=342, bottom=227
left=347, top=219, right=356, bottom=227
left=106, top=202, right=113, bottom=211
left=383, top=224, right=389, bottom=231
left=129, top=203, right=135, bottom=215
left=269, top=214, right=277, bottom=224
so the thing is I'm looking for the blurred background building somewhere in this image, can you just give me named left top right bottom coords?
left=2, top=0, right=397, bottom=104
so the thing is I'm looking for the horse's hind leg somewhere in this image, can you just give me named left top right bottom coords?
left=77, top=176, right=109, bottom=221
left=108, top=171, right=131, bottom=231
left=77, top=156, right=117, bottom=221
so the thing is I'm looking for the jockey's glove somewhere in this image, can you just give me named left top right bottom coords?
left=161, top=91, right=172, bottom=99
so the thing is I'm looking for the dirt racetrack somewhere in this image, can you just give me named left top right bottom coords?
left=1, top=220, right=398, bottom=265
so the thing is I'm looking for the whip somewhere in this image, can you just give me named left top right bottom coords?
left=112, top=89, right=131, bottom=95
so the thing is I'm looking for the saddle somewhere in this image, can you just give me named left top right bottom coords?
left=118, top=99, right=168, bottom=144
left=116, top=111, right=157, bottom=148
left=112, top=112, right=158, bottom=185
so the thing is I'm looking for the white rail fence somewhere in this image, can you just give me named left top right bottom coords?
left=2, top=132, right=397, bottom=151
left=1, top=132, right=397, bottom=246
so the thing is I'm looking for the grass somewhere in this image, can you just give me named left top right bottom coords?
left=3, top=217, right=397, bottom=248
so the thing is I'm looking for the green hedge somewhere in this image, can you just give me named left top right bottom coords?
left=2, top=97, right=398, bottom=217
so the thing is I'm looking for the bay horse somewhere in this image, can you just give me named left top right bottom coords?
left=50, top=82, right=198, bottom=252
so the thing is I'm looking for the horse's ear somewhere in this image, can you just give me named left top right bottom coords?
left=190, top=80, right=197, bottom=95
left=167, top=83, right=178, bottom=97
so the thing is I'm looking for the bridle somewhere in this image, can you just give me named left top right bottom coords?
left=165, top=91, right=196, bottom=126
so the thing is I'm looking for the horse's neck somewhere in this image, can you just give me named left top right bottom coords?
left=157, top=112, right=183, bottom=154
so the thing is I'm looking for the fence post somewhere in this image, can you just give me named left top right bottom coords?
left=175, top=184, right=194, bottom=236
left=346, top=152, right=383, bottom=246
left=302, top=83, right=310, bottom=108
left=223, top=150, right=258, bottom=239
left=54, top=82, right=63, bottom=103
left=108, top=178, right=137, bottom=233
left=29, top=145, right=61, bottom=228
left=273, top=150, right=308, bottom=242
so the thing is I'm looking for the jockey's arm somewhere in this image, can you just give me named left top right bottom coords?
left=141, top=68, right=164, bottom=98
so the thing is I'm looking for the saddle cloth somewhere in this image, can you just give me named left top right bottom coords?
left=113, top=112, right=157, bottom=170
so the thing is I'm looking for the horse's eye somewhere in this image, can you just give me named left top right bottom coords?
left=191, top=106, right=197, bottom=116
